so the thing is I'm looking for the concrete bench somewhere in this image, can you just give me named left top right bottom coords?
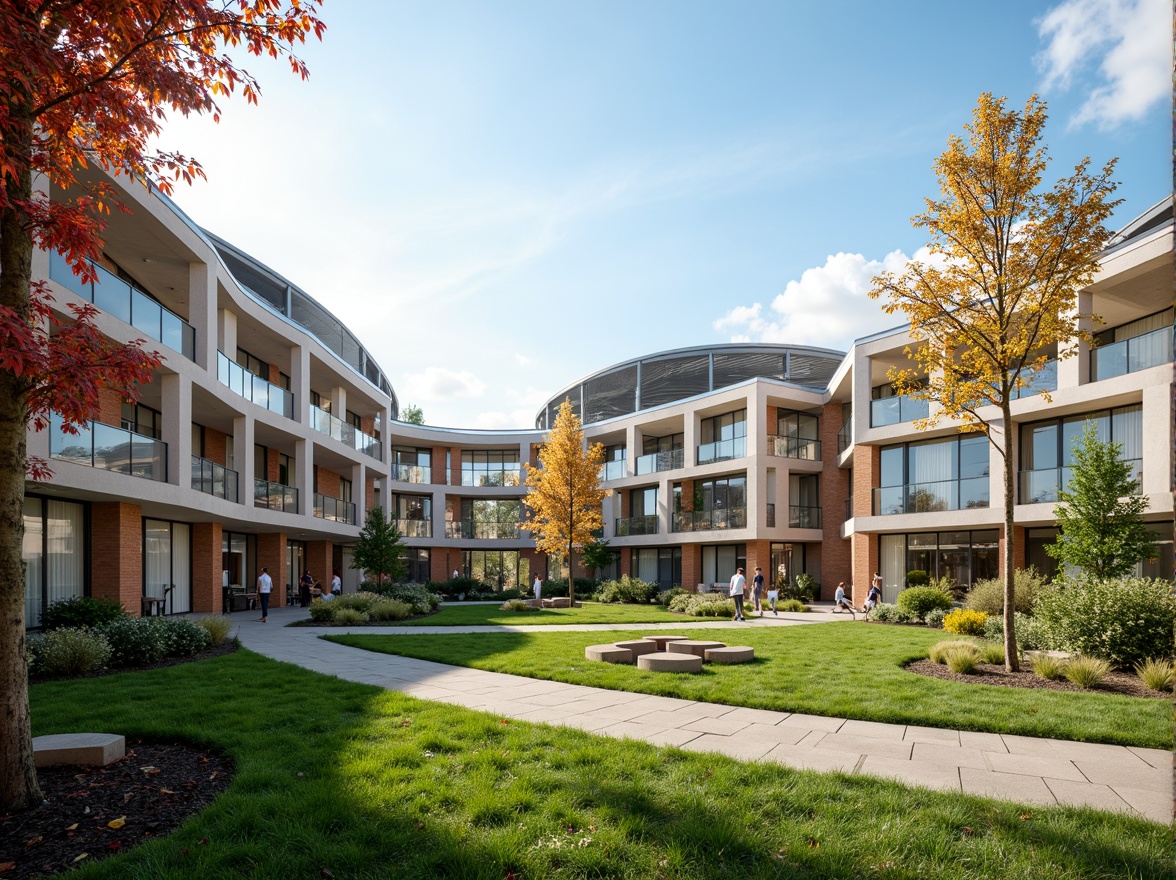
left=667, top=640, right=726, bottom=658
left=705, top=646, right=755, bottom=664
left=638, top=651, right=703, bottom=673
left=585, top=644, right=634, bottom=664
left=646, top=635, right=690, bottom=650
left=614, top=639, right=658, bottom=657
left=33, top=733, right=125, bottom=768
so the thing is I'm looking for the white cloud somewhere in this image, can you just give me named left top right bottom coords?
left=713, top=250, right=923, bottom=350
left=1035, top=0, right=1169, bottom=129
left=399, top=367, right=487, bottom=401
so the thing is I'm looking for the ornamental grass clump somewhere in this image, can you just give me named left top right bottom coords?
left=943, top=608, right=988, bottom=637
left=965, top=567, right=1051, bottom=616
left=332, top=608, right=369, bottom=625
left=1064, top=655, right=1111, bottom=689
left=778, top=598, right=808, bottom=612
left=976, top=642, right=1005, bottom=665
left=194, top=614, right=234, bottom=646
left=928, top=640, right=979, bottom=664
left=369, top=599, right=412, bottom=622
left=1134, top=658, right=1174, bottom=692
left=37, top=627, right=112, bottom=676
left=307, top=598, right=336, bottom=622
left=499, top=599, right=534, bottom=612
left=1030, top=653, right=1068, bottom=681
left=943, top=645, right=979, bottom=674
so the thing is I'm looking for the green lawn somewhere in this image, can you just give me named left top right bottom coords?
left=326, top=625, right=1173, bottom=749
left=26, top=650, right=1170, bottom=879
left=402, top=601, right=705, bottom=626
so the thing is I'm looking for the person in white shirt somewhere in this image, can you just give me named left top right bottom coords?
left=331, top=569, right=342, bottom=595
left=728, top=567, right=747, bottom=621
left=533, top=575, right=542, bottom=602
left=256, top=567, right=272, bottom=622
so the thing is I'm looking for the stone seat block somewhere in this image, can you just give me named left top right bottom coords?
left=668, top=640, right=726, bottom=657
left=548, top=597, right=571, bottom=608
left=705, top=646, right=755, bottom=664
left=637, top=651, right=703, bottom=673
left=585, top=645, right=634, bottom=664
left=614, top=639, right=658, bottom=656
left=33, top=733, right=125, bottom=768
left=646, top=635, right=690, bottom=650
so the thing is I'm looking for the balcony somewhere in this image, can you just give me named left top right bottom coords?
left=396, top=518, right=432, bottom=538
left=391, top=464, right=431, bottom=483
left=671, top=507, right=746, bottom=532
left=1010, top=360, right=1057, bottom=400
left=1090, top=326, right=1173, bottom=382
left=50, top=415, right=166, bottom=481
left=254, top=479, right=298, bottom=513
left=50, top=252, right=195, bottom=360
left=615, top=514, right=658, bottom=536
left=696, top=436, right=745, bottom=465
left=599, top=459, right=626, bottom=482
left=635, top=448, right=683, bottom=475
left=872, top=477, right=989, bottom=515
left=870, top=393, right=929, bottom=428
left=314, top=493, right=356, bottom=525
left=192, top=456, right=238, bottom=502
left=767, top=434, right=821, bottom=461
left=788, top=505, right=822, bottom=529
left=311, top=405, right=381, bottom=461
left=837, top=417, right=853, bottom=454
left=1019, top=459, right=1141, bottom=504
left=444, top=521, right=522, bottom=539
left=462, top=470, right=522, bottom=487
left=217, top=351, right=294, bottom=419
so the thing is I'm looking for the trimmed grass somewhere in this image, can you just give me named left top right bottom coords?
left=327, top=625, right=1172, bottom=749
left=27, top=651, right=1170, bottom=878
left=400, top=601, right=696, bottom=627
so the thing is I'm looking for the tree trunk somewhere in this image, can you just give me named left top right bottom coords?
left=0, top=147, right=44, bottom=810
left=1001, top=400, right=1019, bottom=672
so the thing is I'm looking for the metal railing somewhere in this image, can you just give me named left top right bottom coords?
left=870, top=393, right=928, bottom=428
left=217, top=351, right=294, bottom=419
left=837, top=416, right=853, bottom=454
left=314, top=493, right=356, bottom=525
left=310, top=405, right=381, bottom=461
left=615, top=514, right=658, bottom=536
left=598, top=459, right=626, bottom=481
left=396, top=518, right=432, bottom=538
left=671, top=507, right=747, bottom=532
left=391, top=463, right=431, bottom=483
left=872, top=477, right=989, bottom=515
left=767, top=434, right=821, bottom=461
left=50, top=251, right=195, bottom=360
left=254, top=479, right=298, bottom=513
left=1019, top=459, right=1141, bottom=504
left=788, top=505, right=822, bottom=529
left=1090, top=326, right=1173, bottom=382
left=635, top=448, right=684, bottom=475
left=50, top=415, right=166, bottom=481
left=192, top=455, right=238, bottom=502
left=696, top=436, right=746, bottom=464
left=444, top=520, right=522, bottom=539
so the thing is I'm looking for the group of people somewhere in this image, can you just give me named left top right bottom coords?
left=253, top=567, right=342, bottom=623
left=728, top=567, right=883, bottom=621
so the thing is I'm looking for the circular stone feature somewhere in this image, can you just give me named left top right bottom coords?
left=585, top=645, right=634, bottom=664
left=637, top=651, right=703, bottom=673
left=614, top=639, right=658, bottom=656
left=667, top=640, right=726, bottom=658
left=646, top=635, right=691, bottom=650
left=705, top=646, right=755, bottom=664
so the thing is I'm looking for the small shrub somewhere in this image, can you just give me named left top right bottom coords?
left=905, top=570, right=930, bottom=587
left=983, top=611, right=1046, bottom=651
left=369, top=599, right=412, bottom=621
left=38, top=627, right=112, bottom=676
left=334, top=592, right=381, bottom=613
left=332, top=608, right=370, bottom=625
left=967, top=567, right=1053, bottom=616
left=928, top=640, right=979, bottom=664
left=792, top=573, right=818, bottom=602
left=538, top=578, right=593, bottom=599
left=976, top=642, right=1005, bottom=665
left=658, top=587, right=686, bottom=607
left=673, top=593, right=737, bottom=617
left=307, top=598, right=336, bottom=622
left=1134, top=658, right=1174, bottom=692
left=944, top=646, right=978, bottom=674
left=499, top=599, right=534, bottom=612
left=943, top=609, right=988, bottom=637
left=362, top=582, right=439, bottom=614
left=152, top=617, right=211, bottom=658
left=897, top=586, right=954, bottom=619
left=99, top=618, right=166, bottom=666
left=1030, top=653, right=1068, bottom=681
left=193, top=615, right=234, bottom=646
left=1064, top=655, right=1111, bottom=689
left=26, top=633, right=46, bottom=676
left=870, top=602, right=915, bottom=623
left=40, top=596, right=128, bottom=631
left=778, top=598, right=808, bottom=613
left=923, top=608, right=947, bottom=629
left=597, top=575, right=658, bottom=604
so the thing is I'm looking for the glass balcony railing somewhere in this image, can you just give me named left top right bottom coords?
left=671, top=507, right=747, bottom=532
left=310, top=405, right=381, bottom=461
left=49, top=251, right=195, bottom=360
left=635, top=448, right=684, bottom=475
left=1019, top=459, right=1141, bottom=504
left=50, top=415, right=166, bottom=481
left=870, top=394, right=929, bottom=428
left=1090, top=326, right=1174, bottom=382
left=444, top=521, right=522, bottom=539
left=696, top=436, right=746, bottom=465
left=192, top=455, right=238, bottom=502
left=788, top=505, right=822, bottom=529
left=767, top=434, right=821, bottom=461
left=217, top=351, right=294, bottom=419
left=461, top=469, right=522, bottom=487
left=598, top=459, right=627, bottom=481
left=391, top=463, right=431, bottom=483
left=615, top=514, right=658, bottom=536
left=314, top=493, right=356, bottom=525
left=396, top=518, right=432, bottom=538
left=1010, top=360, right=1058, bottom=400
left=837, top=417, right=853, bottom=454
left=872, top=477, right=989, bottom=515
left=254, top=479, right=298, bottom=513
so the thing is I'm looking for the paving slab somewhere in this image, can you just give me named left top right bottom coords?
left=1109, top=784, right=1176, bottom=821
left=911, top=742, right=990, bottom=771
left=1043, top=779, right=1135, bottom=815
left=814, top=732, right=913, bottom=761
left=839, top=719, right=907, bottom=740
left=904, top=725, right=961, bottom=745
left=959, top=767, right=1058, bottom=806
left=678, top=734, right=776, bottom=761
left=680, top=715, right=753, bottom=736
left=859, top=756, right=961, bottom=792
left=716, top=706, right=791, bottom=727
left=765, top=745, right=861, bottom=774
left=775, top=713, right=846, bottom=732
left=986, top=752, right=1086, bottom=782
left=1127, top=746, right=1173, bottom=770
left=1074, top=757, right=1172, bottom=793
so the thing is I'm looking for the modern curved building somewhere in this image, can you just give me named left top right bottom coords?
left=20, top=164, right=1174, bottom=623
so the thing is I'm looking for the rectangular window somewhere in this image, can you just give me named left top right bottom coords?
left=278, top=453, right=292, bottom=486
left=461, top=449, right=522, bottom=487
left=121, top=402, right=161, bottom=439
left=340, top=477, right=352, bottom=503
left=875, top=435, right=990, bottom=514
left=1020, top=404, right=1142, bottom=503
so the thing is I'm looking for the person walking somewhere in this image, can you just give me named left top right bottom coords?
left=256, top=567, right=272, bottom=623
left=864, top=574, right=882, bottom=621
left=729, top=567, right=747, bottom=621
left=299, top=568, right=313, bottom=608
left=331, top=569, right=342, bottom=596
left=751, top=566, right=765, bottom=616
left=834, top=582, right=857, bottom=617
left=533, top=574, right=543, bottom=603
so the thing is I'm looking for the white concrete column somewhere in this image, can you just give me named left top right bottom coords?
left=160, top=372, right=191, bottom=487
left=852, top=349, right=871, bottom=444
left=331, top=386, right=347, bottom=420
left=289, top=344, right=310, bottom=426
left=218, top=309, right=237, bottom=362
left=683, top=412, right=698, bottom=468
left=295, top=438, right=313, bottom=516
left=350, top=461, right=367, bottom=527
left=1140, top=382, right=1169, bottom=498
left=187, top=261, right=217, bottom=371
left=234, top=415, right=254, bottom=507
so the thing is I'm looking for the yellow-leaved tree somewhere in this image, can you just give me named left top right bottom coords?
left=523, top=399, right=608, bottom=604
left=869, top=93, right=1118, bottom=671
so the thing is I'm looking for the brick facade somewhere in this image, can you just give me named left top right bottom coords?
left=818, top=400, right=852, bottom=599
left=306, top=540, right=333, bottom=590
left=191, top=521, right=222, bottom=613
left=90, top=502, right=142, bottom=615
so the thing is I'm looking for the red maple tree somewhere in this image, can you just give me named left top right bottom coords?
left=0, top=0, right=325, bottom=812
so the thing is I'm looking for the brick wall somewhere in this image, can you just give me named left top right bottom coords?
left=306, top=540, right=333, bottom=589
left=203, top=428, right=227, bottom=466
left=191, top=521, right=222, bottom=613
left=97, top=388, right=123, bottom=427
left=850, top=444, right=880, bottom=605
left=818, top=400, right=852, bottom=599
left=90, top=502, right=142, bottom=615
left=257, top=532, right=287, bottom=598
left=1011, top=526, right=1025, bottom=571
left=681, top=544, right=700, bottom=591
left=316, top=467, right=341, bottom=498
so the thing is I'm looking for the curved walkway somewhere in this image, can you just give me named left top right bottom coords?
left=234, top=606, right=1172, bottom=824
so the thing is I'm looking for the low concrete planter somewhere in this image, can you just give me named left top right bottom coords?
left=585, top=645, right=634, bottom=664
left=637, top=651, right=703, bottom=673
left=33, top=733, right=125, bottom=768
left=705, top=646, right=755, bottom=664
left=667, top=640, right=726, bottom=658
left=614, top=639, right=658, bottom=656
left=645, top=635, right=690, bottom=650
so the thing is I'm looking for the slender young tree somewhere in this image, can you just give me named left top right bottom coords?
left=1046, top=422, right=1155, bottom=579
left=522, top=399, right=608, bottom=604
left=580, top=538, right=613, bottom=582
left=0, top=0, right=325, bottom=811
left=350, top=507, right=407, bottom=586
left=869, top=93, right=1119, bottom=671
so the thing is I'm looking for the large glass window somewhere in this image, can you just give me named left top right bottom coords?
left=460, top=499, right=521, bottom=539
left=699, top=544, right=746, bottom=585
left=774, top=410, right=820, bottom=460
left=403, top=548, right=430, bottom=583
left=144, top=519, right=191, bottom=614
left=23, top=497, right=86, bottom=628
left=463, top=550, right=524, bottom=590
left=392, top=447, right=431, bottom=483
left=633, top=547, right=681, bottom=590
left=1019, top=405, right=1142, bottom=503
left=875, top=435, right=989, bottom=514
left=877, top=530, right=999, bottom=594
left=462, top=449, right=521, bottom=486
left=393, top=494, right=432, bottom=538
left=1027, top=522, right=1172, bottom=582
left=698, top=409, right=746, bottom=463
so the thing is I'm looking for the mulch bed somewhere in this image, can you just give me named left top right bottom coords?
left=907, top=658, right=1172, bottom=698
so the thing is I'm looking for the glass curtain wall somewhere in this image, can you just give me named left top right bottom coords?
left=463, top=550, right=523, bottom=590
left=144, top=519, right=192, bottom=614
left=878, top=530, right=999, bottom=596
left=23, top=498, right=45, bottom=627
left=700, top=544, right=747, bottom=586
left=633, top=547, right=681, bottom=589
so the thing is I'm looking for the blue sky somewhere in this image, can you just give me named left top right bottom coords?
left=157, top=0, right=1170, bottom=429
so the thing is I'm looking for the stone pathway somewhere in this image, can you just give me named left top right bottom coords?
left=232, top=605, right=1172, bottom=824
